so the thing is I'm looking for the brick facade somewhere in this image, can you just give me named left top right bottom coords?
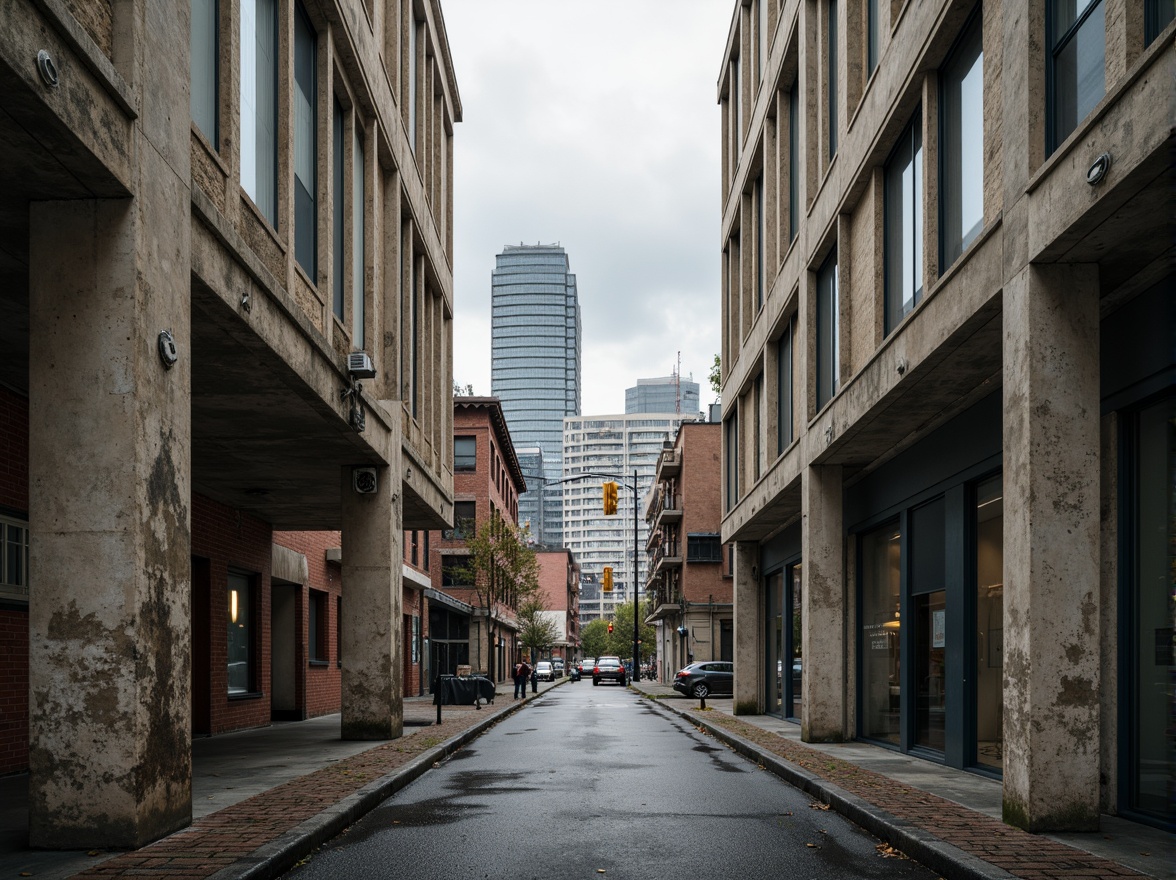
left=0, top=386, right=28, bottom=774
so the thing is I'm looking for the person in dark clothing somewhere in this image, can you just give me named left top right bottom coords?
left=513, top=659, right=531, bottom=699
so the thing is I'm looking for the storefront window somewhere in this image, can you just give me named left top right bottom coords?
left=861, top=522, right=901, bottom=744
left=227, top=572, right=253, bottom=695
left=912, top=498, right=946, bottom=752
left=1127, top=397, right=1172, bottom=821
left=789, top=564, right=803, bottom=720
left=974, top=475, right=1004, bottom=771
left=766, top=571, right=784, bottom=716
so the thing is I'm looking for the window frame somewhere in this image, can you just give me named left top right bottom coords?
left=0, top=513, right=30, bottom=603
left=191, top=0, right=219, bottom=145
left=816, top=249, right=840, bottom=410
left=293, top=1, right=317, bottom=278
left=1046, top=0, right=1106, bottom=154
left=240, top=0, right=278, bottom=226
left=454, top=436, right=477, bottom=471
left=227, top=571, right=258, bottom=697
left=938, top=11, right=985, bottom=272
left=687, top=533, right=723, bottom=564
left=309, top=588, right=328, bottom=664
left=884, top=110, right=924, bottom=336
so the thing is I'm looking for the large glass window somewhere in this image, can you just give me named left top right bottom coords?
left=191, top=0, right=218, bottom=143
left=445, top=500, right=476, bottom=540
left=227, top=572, right=254, bottom=695
left=309, top=589, right=327, bottom=662
left=1126, top=396, right=1173, bottom=823
left=788, top=563, right=803, bottom=720
left=755, top=173, right=765, bottom=311
left=409, top=12, right=418, bottom=152
left=766, top=570, right=784, bottom=716
left=911, top=498, right=946, bottom=752
left=861, top=521, right=901, bottom=745
left=454, top=436, right=476, bottom=470
left=940, top=14, right=984, bottom=269
left=816, top=250, right=839, bottom=410
left=1146, top=0, right=1175, bottom=44
left=352, top=127, right=366, bottom=346
left=777, top=316, right=794, bottom=454
left=827, top=0, right=838, bottom=159
left=240, top=0, right=277, bottom=224
left=725, top=412, right=740, bottom=509
left=788, top=82, right=799, bottom=243
left=974, top=474, right=1004, bottom=771
left=293, top=3, right=317, bottom=276
left=332, top=100, right=345, bottom=321
left=867, top=0, right=879, bottom=77
left=885, top=111, right=923, bottom=335
left=1049, top=0, right=1105, bottom=153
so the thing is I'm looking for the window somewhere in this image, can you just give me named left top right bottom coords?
left=816, top=249, right=839, bottom=410
left=885, top=111, right=924, bottom=335
left=293, top=3, right=317, bottom=276
left=1048, top=0, right=1105, bottom=153
left=687, top=534, right=723, bottom=563
left=866, top=0, right=879, bottom=77
left=409, top=11, right=418, bottom=152
left=974, top=474, right=1004, bottom=772
left=309, top=589, right=327, bottom=662
left=788, top=81, right=799, bottom=243
left=445, top=500, right=476, bottom=540
left=352, top=126, right=366, bottom=346
left=0, top=515, right=29, bottom=602
left=332, top=100, right=345, bottom=322
left=827, top=0, right=838, bottom=160
left=454, top=436, right=476, bottom=470
left=336, top=596, right=343, bottom=664
left=191, top=0, right=218, bottom=143
left=240, top=0, right=277, bottom=224
left=227, top=572, right=255, bottom=695
left=940, top=14, right=984, bottom=269
left=733, top=53, right=742, bottom=150
left=442, top=555, right=470, bottom=587
left=725, top=413, right=740, bottom=510
left=753, top=372, right=764, bottom=479
left=755, top=173, right=765, bottom=311
left=860, top=521, right=901, bottom=744
left=777, top=315, right=794, bottom=454
left=1146, top=0, right=1175, bottom=44
left=758, top=0, right=768, bottom=81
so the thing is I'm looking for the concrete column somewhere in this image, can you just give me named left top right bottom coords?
left=1001, top=263, right=1101, bottom=832
left=27, top=160, right=192, bottom=849
left=732, top=541, right=761, bottom=714
left=801, top=463, right=846, bottom=742
left=340, top=462, right=404, bottom=739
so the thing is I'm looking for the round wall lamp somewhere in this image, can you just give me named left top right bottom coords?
left=36, top=50, right=59, bottom=88
left=1087, top=152, right=1112, bottom=186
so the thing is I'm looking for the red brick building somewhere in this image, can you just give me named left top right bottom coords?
left=645, top=422, right=733, bottom=680
left=536, top=549, right=580, bottom=662
left=426, top=398, right=527, bottom=685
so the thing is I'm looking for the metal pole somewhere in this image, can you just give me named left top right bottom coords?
left=632, top=467, right=639, bottom=684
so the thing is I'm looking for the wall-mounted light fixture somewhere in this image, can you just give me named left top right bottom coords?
left=230, top=589, right=239, bottom=624
left=1086, top=152, right=1112, bottom=186
left=36, top=50, right=59, bottom=88
left=158, top=330, right=178, bottom=369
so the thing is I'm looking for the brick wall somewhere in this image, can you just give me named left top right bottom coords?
left=0, top=386, right=29, bottom=773
left=680, top=424, right=733, bottom=606
left=192, top=493, right=273, bottom=735
left=273, top=530, right=343, bottom=719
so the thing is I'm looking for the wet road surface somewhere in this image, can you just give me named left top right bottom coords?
left=286, top=683, right=939, bottom=880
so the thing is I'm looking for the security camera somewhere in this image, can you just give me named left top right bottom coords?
left=353, top=467, right=378, bottom=494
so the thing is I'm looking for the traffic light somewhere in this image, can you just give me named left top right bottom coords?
left=602, top=481, right=618, bottom=515
left=602, top=566, right=613, bottom=592
left=608, top=621, right=614, bottom=634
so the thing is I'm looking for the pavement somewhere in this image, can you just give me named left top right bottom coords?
left=0, top=676, right=1170, bottom=880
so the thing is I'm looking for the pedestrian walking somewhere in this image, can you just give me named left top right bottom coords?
left=513, top=659, right=531, bottom=699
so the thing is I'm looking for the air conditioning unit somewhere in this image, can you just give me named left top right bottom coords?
left=353, top=467, right=378, bottom=494
left=347, top=351, right=376, bottom=378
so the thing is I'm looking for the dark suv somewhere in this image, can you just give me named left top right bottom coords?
left=672, top=661, right=734, bottom=698
left=592, top=656, right=627, bottom=686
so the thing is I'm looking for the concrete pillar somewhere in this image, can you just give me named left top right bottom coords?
left=340, top=462, right=404, bottom=739
left=732, top=541, right=761, bottom=714
left=801, top=463, right=846, bottom=742
left=1001, top=263, right=1101, bottom=832
left=27, top=158, right=192, bottom=849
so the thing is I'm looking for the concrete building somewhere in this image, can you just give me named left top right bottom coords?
left=428, top=397, right=527, bottom=685
left=490, top=243, right=582, bottom=548
left=564, top=413, right=697, bottom=621
left=535, top=548, right=581, bottom=662
left=0, top=0, right=459, bottom=848
left=718, top=0, right=1173, bottom=833
left=625, top=374, right=702, bottom=419
left=645, top=423, right=733, bottom=682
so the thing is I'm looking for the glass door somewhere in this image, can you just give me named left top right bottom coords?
left=974, top=474, right=1004, bottom=771
left=861, top=521, right=902, bottom=745
left=911, top=498, right=946, bottom=753
left=787, top=563, right=803, bottom=720
left=765, top=571, right=785, bottom=716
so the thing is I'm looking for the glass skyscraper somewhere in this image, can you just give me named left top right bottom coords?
left=625, top=375, right=702, bottom=418
left=491, top=244, right=581, bottom=547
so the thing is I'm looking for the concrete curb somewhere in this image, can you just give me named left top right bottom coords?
left=638, top=692, right=1016, bottom=880
left=205, top=690, right=550, bottom=880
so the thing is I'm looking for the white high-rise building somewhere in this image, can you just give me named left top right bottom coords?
left=563, top=413, right=696, bottom=621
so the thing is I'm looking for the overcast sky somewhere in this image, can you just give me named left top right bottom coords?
left=442, top=1, right=732, bottom=416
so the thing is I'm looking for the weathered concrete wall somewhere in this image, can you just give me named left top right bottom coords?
left=732, top=541, right=761, bottom=714
left=1001, top=263, right=1101, bottom=832
left=801, top=463, right=845, bottom=742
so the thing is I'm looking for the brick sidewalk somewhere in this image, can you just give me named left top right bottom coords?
left=71, top=701, right=509, bottom=879
left=684, top=709, right=1147, bottom=880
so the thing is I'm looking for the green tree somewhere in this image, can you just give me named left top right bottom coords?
left=708, top=353, right=721, bottom=399
left=580, top=619, right=612, bottom=658
left=607, top=600, right=657, bottom=660
left=517, top=594, right=559, bottom=658
left=454, top=516, right=540, bottom=679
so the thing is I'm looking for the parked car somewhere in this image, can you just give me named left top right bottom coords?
left=672, top=661, right=734, bottom=698
left=592, top=656, right=627, bottom=686
left=571, top=658, right=592, bottom=682
left=552, top=658, right=565, bottom=677
left=535, top=661, right=555, bottom=682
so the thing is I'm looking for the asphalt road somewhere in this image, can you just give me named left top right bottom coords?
left=286, top=683, right=939, bottom=880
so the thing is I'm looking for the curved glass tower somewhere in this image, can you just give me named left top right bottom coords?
left=491, top=244, right=581, bottom=547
